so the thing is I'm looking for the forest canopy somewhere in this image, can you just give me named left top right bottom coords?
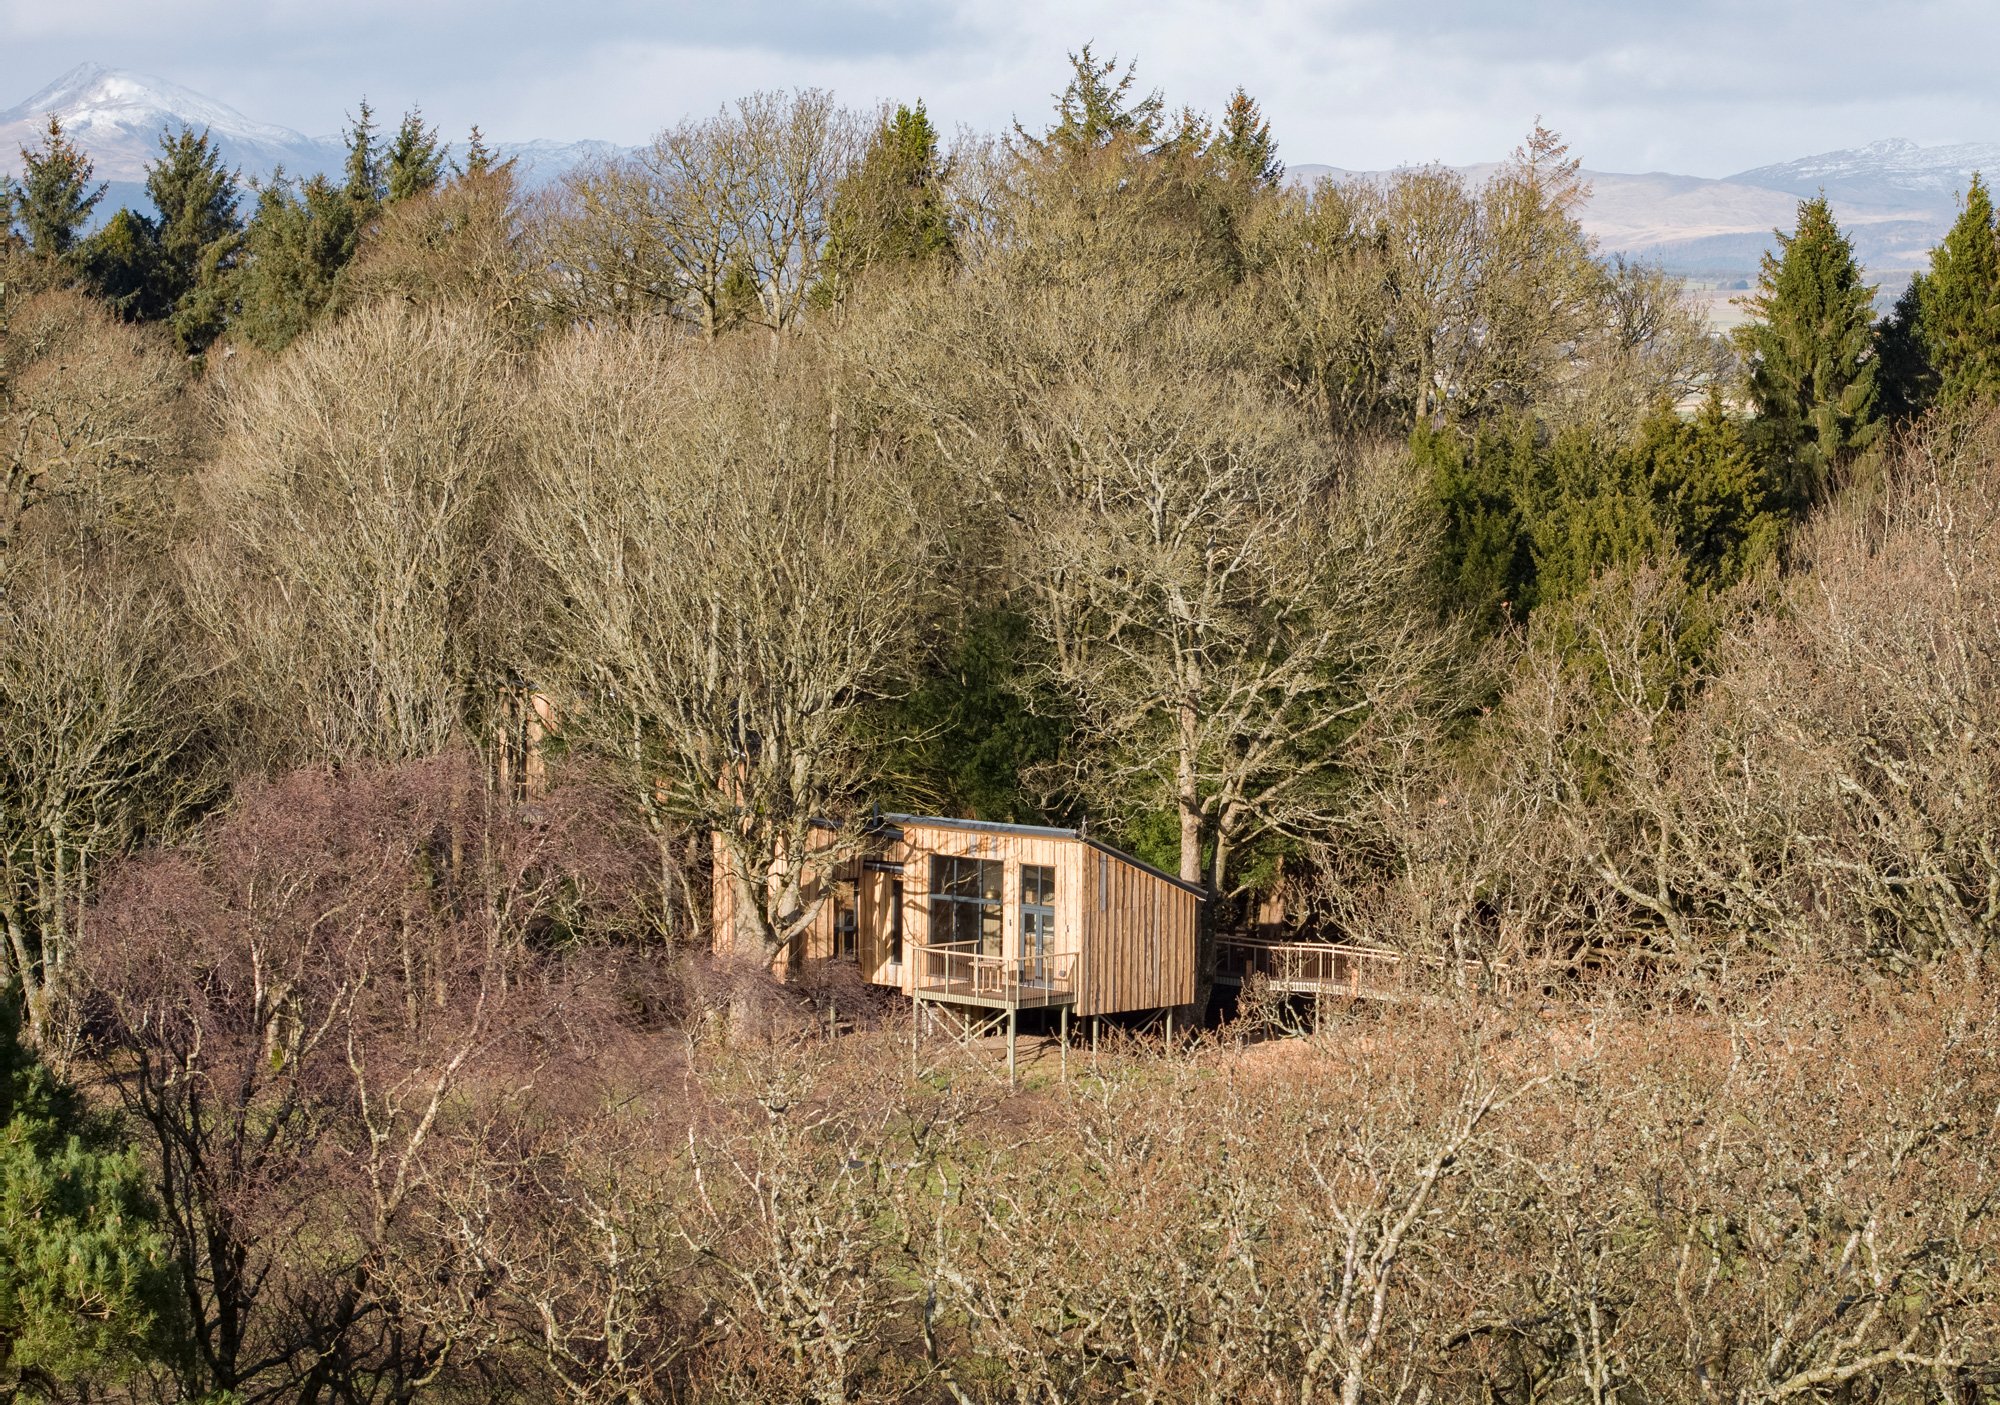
left=2, top=45, right=1999, bottom=1404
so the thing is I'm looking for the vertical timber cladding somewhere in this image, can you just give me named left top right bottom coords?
left=708, top=827, right=849, bottom=975
left=885, top=816, right=1204, bottom=1017
left=1069, top=840, right=1199, bottom=1018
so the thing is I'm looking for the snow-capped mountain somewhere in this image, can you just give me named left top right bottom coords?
left=1729, top=138, right=2000, bottom=205
left=0, top=62, right=336, bottom=180
left=0, top=62, right=626, bottom=204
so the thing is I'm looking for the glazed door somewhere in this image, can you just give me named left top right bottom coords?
left=1021, top=864, right=1056, bottom=983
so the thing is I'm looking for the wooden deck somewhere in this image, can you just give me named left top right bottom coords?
left=1214, top=936, right=1408, bottom=1001
left=912, top=944, right=1079, bottom=1010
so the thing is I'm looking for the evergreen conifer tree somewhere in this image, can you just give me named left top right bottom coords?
left=342, top=99, right=384, bottom=211
left=815, top=102, right=954, bottom=307
left=233, top=171, right=362, bottom=350
left=1419, top=415, right=1541, bottom=626
left=1207, top=88, right=1283, bottom=188
left=1874, top=274, right=1936, bottom=421
left=384, top=108, right=447, bottom=203
left=1016, top=45, right=1164, bottom=161
left=1632, top=392, right=1780, bottom=587
left=1915, top=173, right=2000, bottom=409
left=1, top=988, right=178, bottom=1396
left=462, top=125, right=495, bottom=177
left=1735, top=195, right=1882, bottom=506
left=143, top=126, right=243, bottom=351
left=75, top=207, right=171, bottom=320
left=10, top=117, right=106, bottom=263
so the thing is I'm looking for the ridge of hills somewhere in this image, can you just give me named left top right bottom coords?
left=5, top=63, right=1993, bottom=297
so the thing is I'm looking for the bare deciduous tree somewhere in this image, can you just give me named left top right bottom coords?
left=83, top=756, right=625, bottom=1403
left=0, top=561, right=200, bottom=1048
left=512, top=329, right=932, bottom=964
left=536, top=90, right=855, bottom=339
left=0, top=288, right=190, bottom=555
left=188, top=302, right=515, bottom=766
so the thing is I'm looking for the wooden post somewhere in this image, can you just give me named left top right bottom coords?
left=1007, top=1006, right=1018, bottom=1087
left=1165, top=1006, right=1174, bottom=1050
left=911, top=995, right=919, bottom=1078
left=1060, top=1004, right=1069, bottom=1082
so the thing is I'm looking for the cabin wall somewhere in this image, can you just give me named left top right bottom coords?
left=893, top=820, right=1072, bottom=967
left=1075, top=848, right=1198, bottom=1018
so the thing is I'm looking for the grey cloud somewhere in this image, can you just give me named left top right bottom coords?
left=1, top=0, right=1994, bottom=174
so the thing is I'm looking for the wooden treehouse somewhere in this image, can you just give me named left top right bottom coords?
left=712, top=815, right=1206, bottom=1075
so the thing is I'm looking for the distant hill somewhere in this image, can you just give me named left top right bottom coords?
left=1292, top=137, right=1995, bottom=294
left=3, top=63, right=1989, bottom=297
left=0, top=62, right=623, bottom=219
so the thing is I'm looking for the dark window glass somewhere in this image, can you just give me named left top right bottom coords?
left=1021, top=864, right=1056, bottom=979
left=929, top=855, right=1002, bottom=955
left=834, top=893, right=856, bottom=959
left=889, top=880, right=905, bottom=965
left=1022, top=864, right=1055, bottom=908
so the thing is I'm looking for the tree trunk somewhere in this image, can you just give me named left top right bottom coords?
left=1178, top=700, right=1217, bottom=1028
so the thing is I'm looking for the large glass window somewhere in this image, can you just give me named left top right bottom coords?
left=929, top=856, right=1002, bottom=954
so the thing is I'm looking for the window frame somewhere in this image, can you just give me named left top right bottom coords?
left=928, top=855, right=1003, bottom=955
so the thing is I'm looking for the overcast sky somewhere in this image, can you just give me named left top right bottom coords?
left=2, top=0, right=1994, bottom=175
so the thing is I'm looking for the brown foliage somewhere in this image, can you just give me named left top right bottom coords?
left=186, top=302, right=516, bottom=767
left=0, top=286, right=193, bottom=556
left=193, top=973, right=1995, bottom=1405
left=80, top=754, right=653, bottom=1401
left=337, top=169, right=533, bottom=334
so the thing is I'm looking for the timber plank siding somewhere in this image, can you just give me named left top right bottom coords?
left=711, top=815, right=1203, bottom=1018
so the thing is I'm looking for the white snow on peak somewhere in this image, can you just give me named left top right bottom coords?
left=0, top=61, right=314, bottom=148
left=1729, top=137, right=2000, bottom=198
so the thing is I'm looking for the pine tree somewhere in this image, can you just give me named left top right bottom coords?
left=1915, top=173, right=2000, bottom=409
left=75, top=207, right=171, bottom=320
left=1633, top=392, right=1780, bottom=587
left=384, top=107, right=447, bottom=203
left=233, top=171, right=362, bottom=350
left=462, top=125, right=495, bottom=177
left=1207, top=88, right=1283, bottom=188
left=342, top=99, right=383, bottom=210
left=1874, top=273, right=1935, bottom=421
left=815, top=102, right=954, bottom=307
left=1735, top=195, right=1882, bottom=507
left=1016, top=45, right=1164, bottom=161
left=1, top=988, right=179, bottom=1396
left=144, top=125, right=243, bottom=351
left=1419, top=415, right=1540, bottom=625
left=1526, top=425, right=1662, bottom=609
left=10, top=116, right=106, bottom=262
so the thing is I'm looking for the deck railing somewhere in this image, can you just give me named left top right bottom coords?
left=1215, top=936, right=1407, bottom=1000
left=915, top=943, right=1079, bottom=1007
